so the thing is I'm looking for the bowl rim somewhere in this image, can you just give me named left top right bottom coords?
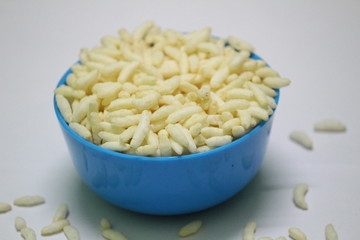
left=54, top=53, right=280, bottom=162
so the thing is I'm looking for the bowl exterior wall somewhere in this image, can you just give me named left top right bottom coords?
left=57, top=114, right=274, bottom=215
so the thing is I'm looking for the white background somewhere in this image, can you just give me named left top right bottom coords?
left=1, top=0, right=359, bottom=239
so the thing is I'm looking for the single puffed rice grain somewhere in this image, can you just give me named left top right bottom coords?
left=255, top=67, right=279, bottom=78
left=227, top=36, right=254, bottom=52
left=247, top=82, right=268, bottom=107
left=288, top=227, right=307, bottom=240
left=110, top=114, right=141, bottom=128
left=232, top=125, right=246, bottom=138
left=325, top=224, right=338, bottom=240
left=293, top=184, right=309, bottom=210
left=166, top=106, right=203, bottom=124
left=189, top=123, right=202, bottom=137
left=72, top=95, right=98, bottom=123
left=21, top=227, right=36, bottom=240
left=107, top=98, right=134, bottom=112
left=64, top=225, right=80, bottom=240
left=55, top=94, right=73, bottom=123
left=243, top=221, right=257, bottom=240
left=0, top=202, right=11, bottom=213
left=258, top=237, right=273, bottom=240
left=289, top=131, right=313, bottom=150
left=130, top=110, right=151, bottom=148
left=88, top=52, right=117, bottom=65
left=166, top=124, right=190, bottom=150
left=247, top=107, right=269, bottom=121
left=205, top=135, right=232, bottom=147
left=53, top=203, right=69, bottom=222
left=13, top=196, right=45, bottom=207
left=178, top=220, right=202, bottom=238
left=210, top=67, right=229, bottom=89
left=158, top=130, right=172, bottom=156
left=132, top=93, right=159, bottom=111
left=118, top=61, right=140, bottom=83
left=275, top=237, right=286, bottom=240
left=101, top=142, right=130, bottom=152
left=133, top=21, right=154, bottom=41
left=69, top=123, right=92, bottom=141
left=54, top=85, right=85, bottom=99
left=74, top=69, right=99, bottom=90
left=102, top=229, right=128, bottom=240
left=41, top=219, right=70, bottom=236
left=223, top=118, right=241, bottom=135
left=169, top=137, right=184, bottom=155
left=179, top=124, right=197, bottom=153
left=314, top=119, right=346, bottom=132
left=256, top=84, right=278, bottom=97
left=135, top=145, right=158, bottom=156
left=99, top=131, right=120, bottom=142
left=15, top=216, right=27, bottom=231
left=263, top=77, right=291, bottom=89
left=100, top=218, right=112, bottom=230
left=150, top=105, right=178, bottom=122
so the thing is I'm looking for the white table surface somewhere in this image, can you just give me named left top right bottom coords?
left=1, top=0, right=359, bottom=239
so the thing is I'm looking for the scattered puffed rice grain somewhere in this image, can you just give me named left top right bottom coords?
left=314, top=119, right=346, bottom=132
left=275, top=237, right=286, bottom=240
left=0, top=202, right=11, bottom=213
left=289, top=130, right=313, bottom=150
left=258, top=237, right=273, bottom=240
left=178, top=220, right=202, bottom=238
left=64, top=225, right=80, bottom=240
left=288, top=227, right=307, bottom=240
left=53, top=203, right=69, bottom=222
left=21, top=227, right=36, bottom=240
left=15, top=216, right=27, bottom=231
left=102, top=229, right=128, bottom=240
left=293, top=184, right=309, bottom=210
left=100, top=218, right=112, bottom=230
left=14, top=196, right=45, bottom=207
left=41, top=219, right=69, bottom=236
left=325, top=224, right=338, bottom=240
left=243, top=221, right=256, bottom=240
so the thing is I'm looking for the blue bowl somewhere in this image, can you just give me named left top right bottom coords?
left=54, top=54, right=279, bottom=215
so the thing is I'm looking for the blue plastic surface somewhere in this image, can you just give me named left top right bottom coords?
left=54, top=53, right=280, bottom=215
